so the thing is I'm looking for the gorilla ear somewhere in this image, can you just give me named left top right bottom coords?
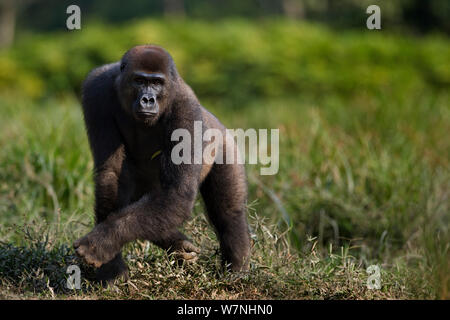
left=120, top=62, right=126, bottom=72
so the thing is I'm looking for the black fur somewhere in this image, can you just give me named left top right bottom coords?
left=74, top=45, right=250, bottom=282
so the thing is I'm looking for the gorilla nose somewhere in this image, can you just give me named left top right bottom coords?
left=140, top=94, right=155, bottom=107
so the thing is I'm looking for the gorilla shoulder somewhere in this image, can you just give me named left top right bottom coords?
left=82, top=62, right=120, bottom=107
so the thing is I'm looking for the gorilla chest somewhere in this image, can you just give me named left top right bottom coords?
left=121, top=153, right=162, bottom=203
left=131, top=157, right=161, bottom=191
left=120, top=125, right=165, bottom=197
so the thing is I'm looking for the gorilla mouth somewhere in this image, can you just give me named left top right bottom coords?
left=136, top=111, right=157, bottom=119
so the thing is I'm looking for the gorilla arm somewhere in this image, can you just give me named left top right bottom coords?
left=81, top=63, right=125, bottom=224
left=74, top=102, right=204, bottom=267
left=74, top=147, right=202, bottom=267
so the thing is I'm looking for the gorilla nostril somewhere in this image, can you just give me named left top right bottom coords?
left=140, top=95, right=155, bottom=106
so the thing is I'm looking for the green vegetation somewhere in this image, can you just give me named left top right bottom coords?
left=0, top=19, right=448, bottom=299
left=2, top=20, right=449, bottom=102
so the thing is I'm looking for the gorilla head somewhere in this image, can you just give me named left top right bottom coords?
left=115, top=45, right=177, bottom=126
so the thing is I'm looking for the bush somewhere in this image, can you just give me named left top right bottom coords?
left=0, top=19, right=449, bottom=104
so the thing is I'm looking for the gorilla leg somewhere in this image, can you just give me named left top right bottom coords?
left=200, top=164, right=251, bottom=271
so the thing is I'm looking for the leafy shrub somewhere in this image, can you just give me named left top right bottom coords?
left=0, top=19, right=448, bottom=104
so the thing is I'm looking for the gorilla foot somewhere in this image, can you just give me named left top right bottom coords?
left=96, top=254, right=129, bottom=285
left=170, top=240, right=201, bottom=263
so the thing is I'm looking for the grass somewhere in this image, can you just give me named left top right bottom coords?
left=0, top=20, right=448, bottom=299
left=0, top=91, right=447, bottom=299
left=0, top=207, right=430, bottom=300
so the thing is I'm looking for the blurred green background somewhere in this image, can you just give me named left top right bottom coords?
left=0, top=0, right=448, bottom=298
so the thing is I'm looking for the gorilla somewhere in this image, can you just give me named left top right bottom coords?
left=74, top=45, right=251, bottom=282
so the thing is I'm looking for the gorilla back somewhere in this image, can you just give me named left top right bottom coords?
left=74, top=45, right=251, bottom=282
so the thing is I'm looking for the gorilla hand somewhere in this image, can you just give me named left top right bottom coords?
left=74, top=223, right=122, bottom=268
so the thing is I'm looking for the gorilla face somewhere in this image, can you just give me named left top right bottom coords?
left=128, top=70, right=165, bottom=120
left=116, top=46, right=174, bottom=125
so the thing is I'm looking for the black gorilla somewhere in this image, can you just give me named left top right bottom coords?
left=74, top=45, right=250, bottom=282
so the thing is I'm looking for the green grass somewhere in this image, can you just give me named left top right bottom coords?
left=0, top=91, right=447, bottom=299
left=0, top=20, right=448, bottom=299
left=0, top=204, right=431, bottom=299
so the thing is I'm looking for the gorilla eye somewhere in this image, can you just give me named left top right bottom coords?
left=134, top=77, right=146, bottom=85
